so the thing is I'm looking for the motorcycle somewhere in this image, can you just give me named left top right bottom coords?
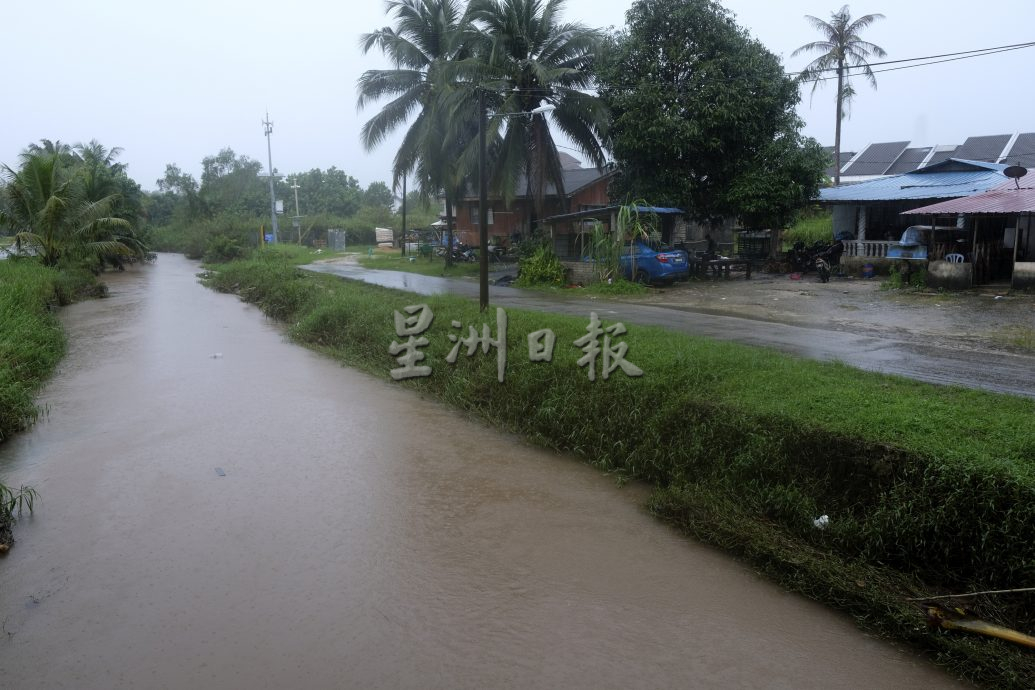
left=813, top=240, right=844, bottom=283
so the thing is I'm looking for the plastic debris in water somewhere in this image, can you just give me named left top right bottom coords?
left=215, top=467, right=226, bottom=477
left=813, top=515, right=830, bottom=529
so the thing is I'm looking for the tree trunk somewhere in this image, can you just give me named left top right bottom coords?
left=445, top=196, right=454, bottom=268
left=834, top=60, right=844, bottom=187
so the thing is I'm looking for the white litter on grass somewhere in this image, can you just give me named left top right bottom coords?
left=813, top=515, right=830, bottom=529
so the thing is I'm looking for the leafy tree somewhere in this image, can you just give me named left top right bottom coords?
left=596, top=0, right=826, bottom=227
left=792, top=5, right=886, bottom=186
left=287, top=167, right=363, bottom=217
left=401, top=190, right=441, bottom=228
left=151, top=163, right=204, bottom=224
left=468, top=0, right=609, bottom=225
left=0, top=150, right=147, bottom=266
left=198, top=148, right=267, bottom=216
left=363, top=180, right=395, bottom=209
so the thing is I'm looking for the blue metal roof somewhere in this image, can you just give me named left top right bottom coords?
left=819, top=158, right=1007, bottom=203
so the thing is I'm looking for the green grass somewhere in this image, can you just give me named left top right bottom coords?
left=0, top=261, right=73, bottom=441
left=784, top=208, right=833, bottom=248
left=203, top=252, right=1035, bottom=688
left=0, top=259, right=96, bottom=550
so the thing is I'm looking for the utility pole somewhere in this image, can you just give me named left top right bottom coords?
left=400, top=175, right=407, bottom=257
left=262, top=112, right=279, bottom=244
left=289, top=178, right=301, bottom=244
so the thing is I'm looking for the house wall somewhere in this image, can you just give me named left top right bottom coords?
left=453, top=176, right=612, bottom=247
left=561, top=259, right=599, bottom=285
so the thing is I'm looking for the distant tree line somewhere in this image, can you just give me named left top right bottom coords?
left=145, top=147, right=440, bottom=260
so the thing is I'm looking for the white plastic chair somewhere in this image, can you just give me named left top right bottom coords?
left=944, top=253, right=964, bottom=263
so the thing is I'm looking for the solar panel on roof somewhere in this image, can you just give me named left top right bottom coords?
left=841, top=141, right=910, bottom=176
left=954, top=134, right=1011, bottom=162
left=1002, top=133, right=1035, bottom=168
left=925, top=146, right=959, bottom=167
left=886, top=147, right=932, bottom=175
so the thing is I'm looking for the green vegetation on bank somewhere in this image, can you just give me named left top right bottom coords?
left=0, top=260, right=98, bottom=548
left=204, top=251, right=1035, bottom=688
left=0, top=260, right=99, bottom=440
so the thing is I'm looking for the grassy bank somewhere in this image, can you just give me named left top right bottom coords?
left=203, top=252, right=1035, bottom=688
left=0, top=261, right=100, bottom=441
left=0, top=260, right=98, bottom=549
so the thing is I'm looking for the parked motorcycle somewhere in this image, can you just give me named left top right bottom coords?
left=813, top=240, right=844, bottom=283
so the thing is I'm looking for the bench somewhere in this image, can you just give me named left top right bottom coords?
left=707, top=258, right=753, bottom=279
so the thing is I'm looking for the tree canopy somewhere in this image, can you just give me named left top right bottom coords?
left=0, top=142, right=149, bottom=267
left=596, top=0, right=826, bottom=227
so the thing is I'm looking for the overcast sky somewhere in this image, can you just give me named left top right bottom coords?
left=3, top=0, right=1033, bottom=192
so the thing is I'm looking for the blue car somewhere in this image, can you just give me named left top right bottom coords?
left=619, top=241, right=690, bottom=284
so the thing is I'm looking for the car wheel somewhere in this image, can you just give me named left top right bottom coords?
left=635, top=270, right=650, bottom=285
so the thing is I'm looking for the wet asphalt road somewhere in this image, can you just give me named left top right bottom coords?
left=304, top=262, right=1035, bottom=399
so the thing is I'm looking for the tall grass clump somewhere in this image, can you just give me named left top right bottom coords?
left=0, top=261, right=71, bottom=440
left=784, top=207, right=833, bottom=248
left=204, top=253, right=1035, bottom=687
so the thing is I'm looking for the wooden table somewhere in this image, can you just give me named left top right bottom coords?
left=707, top=258, right=753, bottom=279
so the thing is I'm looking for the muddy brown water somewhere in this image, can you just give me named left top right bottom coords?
left=0, top=254, right=964, bottom=688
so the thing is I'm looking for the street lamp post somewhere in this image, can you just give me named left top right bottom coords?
left=477, top=91, right=556, bottom=312
left=262, top=112, right=279, bottom=244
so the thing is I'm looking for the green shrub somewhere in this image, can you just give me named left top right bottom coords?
left=203, top=235, right=249, bottom=264
left=516, top=246, right=566, bottom=286
left=881, top=266, right=927, bottom=291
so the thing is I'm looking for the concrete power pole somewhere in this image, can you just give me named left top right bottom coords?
left=262, top=112, right=279, bottom=244
left=290, top=179, right=302, bottom=244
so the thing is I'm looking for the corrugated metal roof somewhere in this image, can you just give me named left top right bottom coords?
left=841, top=141, right=909, bottom=176
left=462, top=167, right=611, bottom=200
left=819, top=158, right=1007, bottom=203
left=886, top=147, right=932, bottom=175
left=954, top=134, right=1011, bottom=162
left=902, top=174, right=1035, bottom=215
left=1002, top=132, right=1035, bottom=168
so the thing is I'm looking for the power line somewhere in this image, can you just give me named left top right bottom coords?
left=798, top=43, right=1035, bottom=82
left=786, top=41, right=1035, bottom=76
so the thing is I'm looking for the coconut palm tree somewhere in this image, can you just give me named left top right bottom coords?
left=358, top=0, right=475, bottom=263
left=0, top=151, right=142, bottom=267
left=792, top=5, right=886, bottom=186
left=467, top=0, right=609, bottom=229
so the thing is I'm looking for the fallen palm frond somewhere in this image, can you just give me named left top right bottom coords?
left=926, top=604, right=1035, bottom=650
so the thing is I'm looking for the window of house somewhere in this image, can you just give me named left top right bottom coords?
left=469, top=206, right=494, bottom=224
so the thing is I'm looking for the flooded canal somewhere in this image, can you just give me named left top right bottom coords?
left=0, top=254, right=963, bottom=688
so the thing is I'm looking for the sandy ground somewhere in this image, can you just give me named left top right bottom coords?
left=634, top=271, right=1035, bottom=354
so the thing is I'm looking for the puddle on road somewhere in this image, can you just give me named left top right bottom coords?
left=0, top=255, right=963, bottom=688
